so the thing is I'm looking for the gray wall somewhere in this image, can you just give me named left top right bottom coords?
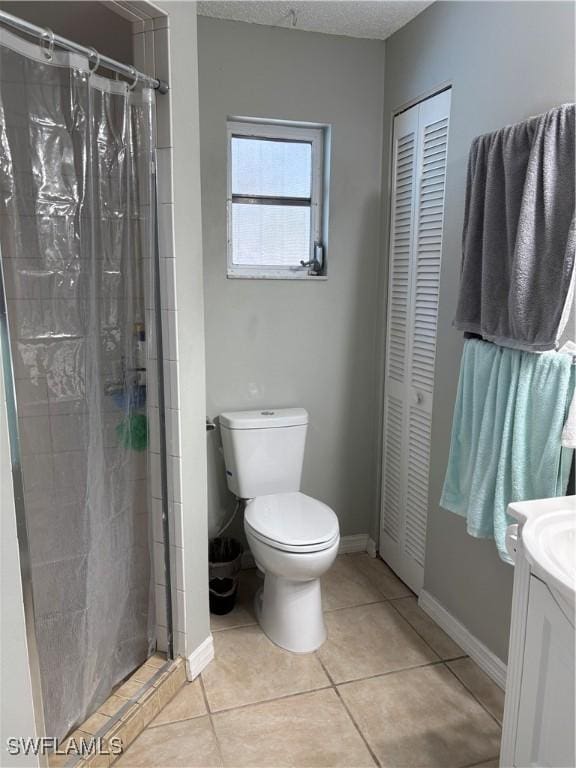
left=198, top=17, right=385, bottom=540
left=381, top=0, right=575, bottom=661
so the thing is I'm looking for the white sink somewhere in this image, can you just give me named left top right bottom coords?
left=508, top=496, right=576, bottom=606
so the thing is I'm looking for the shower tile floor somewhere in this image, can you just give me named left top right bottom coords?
left=116, top=554, right=503, bottom=767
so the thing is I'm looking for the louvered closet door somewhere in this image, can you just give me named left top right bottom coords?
left=380, top=105, right=419, bottom=559
left=380, top=89, right=451, bottom=594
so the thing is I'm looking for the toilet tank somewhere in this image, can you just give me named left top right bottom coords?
left=220, top=408, right=308, bottom=499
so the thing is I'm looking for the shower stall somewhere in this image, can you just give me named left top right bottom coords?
left=0, top=9, right=172, bottom=740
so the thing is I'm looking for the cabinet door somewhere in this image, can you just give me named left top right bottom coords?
left=380, top=89, right=451, bottom=593
left=514, top=576, right=575, bottom=767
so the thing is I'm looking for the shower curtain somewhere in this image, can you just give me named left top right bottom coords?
left=0, top=28, right=157, bottom=737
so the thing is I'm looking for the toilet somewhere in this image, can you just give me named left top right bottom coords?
left=220, top=408, right=340, bottom=653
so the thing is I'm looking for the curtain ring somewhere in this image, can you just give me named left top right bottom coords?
left=88, top=47, right=101, bottom=77
left=127, top=66, right=139, bottom=91
left=40, top=27, right=55, bottom=61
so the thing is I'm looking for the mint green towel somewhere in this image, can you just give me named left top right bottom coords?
left=440, top=339, right=574, bottom=562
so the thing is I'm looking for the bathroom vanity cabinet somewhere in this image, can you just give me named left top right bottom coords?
left=500, top=498, right=575, bottom=768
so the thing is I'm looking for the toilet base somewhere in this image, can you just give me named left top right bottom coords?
left=254, top=574, right=327, bottom=653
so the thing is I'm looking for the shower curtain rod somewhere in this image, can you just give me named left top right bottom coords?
left=0, top=9, right=169, bottom=94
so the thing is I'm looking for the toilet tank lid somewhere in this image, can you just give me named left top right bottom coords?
left=220, top=408, right=308, bottom=430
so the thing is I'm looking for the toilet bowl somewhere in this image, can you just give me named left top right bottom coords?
left=244, top=492, right=340, bottom=653
left=219, top=408, right=340, bottom=653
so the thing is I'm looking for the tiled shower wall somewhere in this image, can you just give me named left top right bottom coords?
left=132, top=11, right=188, bottom=657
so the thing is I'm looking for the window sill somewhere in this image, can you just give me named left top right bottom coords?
left=226, top=273, right=328, bottom=281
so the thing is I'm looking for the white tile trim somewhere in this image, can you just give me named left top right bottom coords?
left=185, top=635, right=214, bottom=681
left=419, top=589, right=507, bottom=689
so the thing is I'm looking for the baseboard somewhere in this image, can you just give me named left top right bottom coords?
left=338, top=534, right=369, bottom=554
left=185, top=635, right=214, bottom=681
left=419, top=590, right=507, bottom=690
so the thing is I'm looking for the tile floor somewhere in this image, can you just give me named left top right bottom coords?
left=117, top=554, right=504, bottom=767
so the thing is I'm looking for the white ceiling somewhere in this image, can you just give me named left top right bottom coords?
left=196, top=1, right=434, bottom=41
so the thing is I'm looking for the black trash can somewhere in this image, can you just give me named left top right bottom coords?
left=209, top=537, right=243, bottom=615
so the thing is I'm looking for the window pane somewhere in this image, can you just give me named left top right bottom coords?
left=232, top=203, right=311, bottom=267
left=231, top=137, right=312, bottom=198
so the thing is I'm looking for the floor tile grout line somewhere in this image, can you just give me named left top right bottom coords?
left=324, top=597, right=390, bottom=613
left=360, top=558, right=489, bottom=684
left=316, top=653, right=382, bottom=768
left=211, top=554, right=413, bottom=631
left=211, top=597, right=393, bottom=630
left=146, top=711, right=206, bottom=730
left=211, top=620, right=257, bottom=633
left=198, top=675, right=226, bottom=767
left=386, top=593, right=418, bottom=601
left=207, top=655, right=384, bottom=768
left=211, top=597, right=407, bottom=631
left=385, top=593, right=463, bottom=664
left=204, top=657, right=450, bottom=721
left=334, top=657, right=447, bottom=689
left=330, top=655, right=501, bottom=768
left=333, top=686, right=382, bottom=768
left=326, top=552, right=416, bottom=607
left=212, top=592, right=450, bottom=633
left=444, top=662, right=503, bottom=728
left=313, top=648, right=335, bottom=686
left=204, top=683, right=335, bottom=716
left=345, top=553, right=417, bottom=603
left=443, top=662, right=503, bottom=730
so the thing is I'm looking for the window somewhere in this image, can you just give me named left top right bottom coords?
left=227, top=120, right=326, bottom=279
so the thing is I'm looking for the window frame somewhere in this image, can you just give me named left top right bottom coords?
left=226, top=119, right=325, bottom=280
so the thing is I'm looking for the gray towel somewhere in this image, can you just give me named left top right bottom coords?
left=454, top=104, right=575, bottom=352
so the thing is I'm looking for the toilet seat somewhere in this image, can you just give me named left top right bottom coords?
left=246, top=522, right=340, bottom=554
left=245, top=492, right=339, bottom=553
